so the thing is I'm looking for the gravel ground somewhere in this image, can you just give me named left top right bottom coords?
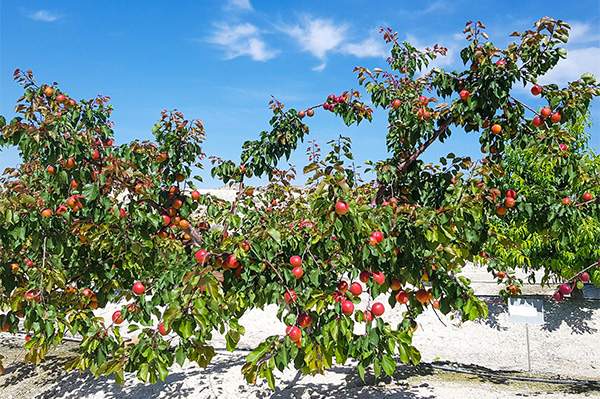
left=1, top=294, right=599, bottom=399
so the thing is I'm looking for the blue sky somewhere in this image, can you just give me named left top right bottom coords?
left=1, top=1, right=599, bottom=186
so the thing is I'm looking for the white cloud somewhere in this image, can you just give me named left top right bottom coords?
left=568, top=21, right=600, bottom=45
left=341, top=35, right=387, bottom=58
left=421, top=0, right=450, bottom=15
left=540, top=47, right=600, bottom=85
left=28, top=10, right=61, bottom=22
left=404, top=34, right=458, bottom=69
left=281, top=17, right=348, bottom=68
left=226, top=0, right=252, bottom=11
left=312, top=62, right=327, bottom=72
left=207, top=23, right=277, bottom=62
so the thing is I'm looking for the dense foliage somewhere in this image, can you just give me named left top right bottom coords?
left=0, top=17, right=598, bottom=386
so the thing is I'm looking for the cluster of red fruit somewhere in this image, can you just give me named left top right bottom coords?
left=529, top=84, right=561, bottom=127
left=43, top=85, right=77, bottom=109
left=195, top=248, right=240, bottom=270
left=495, top=189, right=517, bottom=216
left=562, top=192, right=593, bottom=206
left=109, top=281, right=171, bottom=336
left=158, top=187, right=202, bottom=241
left=322, top=93, right=348, bottom=111
left=553, top=271, right=590, bottom=301
left=415, top=95, right=434, bottom=120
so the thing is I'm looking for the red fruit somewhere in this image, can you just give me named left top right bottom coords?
left=337, top=281, right=348, bottom=293
left=341, top=300, right=354, bottom=316
left=226, top=254, right=239, bottom=269
left=372, top=271, right=385, bottom=285
left=506, top=189, right=517, bottom=199
left=25, top=259, right=34, bottom=268
left=390, top=279, right=402, bottom=291
left=162, top=214, right=171, bottom=226
left=416, top=107, right=431, bottom=120
left=540, top=107, right=552, bottom=118
left=105, top=139, right=114, bottom=147
left=459, top=89, right=470, bottom=101
left=82, top=288, right=94, bottom=298
left=371, top=302, right=385, bottom=317
left=297, top=313, right=312, bottom=328
left=580, top=272, right=591, bottom=283
left=349, top=282, right=363, bottom=296
left=496, top=206, right=507, bottom=216
left=582, top=192, right=593, bottom=202
left=559, top=143, right=569, bottom=152
left=532, top=116, right=542, bottom=127
left=292, top=266, right=304, bottom=279
left=24, top=290, right=40, bottom=302
left=191, top=190, right=201, bottom=201
left=335, top=201, right=349, bottom=216
left=284, top=289, right=297, bottom=304
left=65, top=157, right=76, bottom=169
left=297, top=110, right=305, bottom=118
left=368, top=236, right=379, bottom=246
left=562, top=197, right=571, bottom=205
left=359, top=271, right=370, bottom=283
left=91, top=149, right=100, bottom=161
left=25, top=334, right=32, bottom=343
left=391, top=99, right=401, bottom=109
left=363, top=310, right=373, bottom=323
left=550, top=112, right=561, bottom=123
left=132, top=281, right=145, bottom=296
left=56, top=94, right=66, bottom=103
left=240, top=241, right=251, bottom=252
left=172, top=199, right=183, bottom=209
left=306, top=109, right=314, bottom=117
left=112, top=310, right=124, bottom=324
left=46, top=165, right=56, bottom=174
left=418, top=95, right=429, bottom=105
left=491, top=124, right=502, bottom=135
left=553, top=291, right=564, bottom=302
left=415, top=289, right=430, bottom=305
left=41, top=208, right=53, bottom=218
left=195, top=249, right=209, bottom=264
left=158, top=322, right=170, bottom=336
left=43, top=86, right=55, bottom=97
left=290, top=256, right=302, bottom=268
left=432, top=299, right=441, bottom=309
left=504, top=197, right=516, bottom=208
left=531, top=84, right=543, bottom=96
left=119, top=208, right=127, bottom=218
left=371, top=231, right=384, bottom=243
left=286, top=325, right=302, bottom=342
left=558, top=283, right=572, bottom=296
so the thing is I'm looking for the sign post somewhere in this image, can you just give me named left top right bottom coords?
left=508, top=297, right=544, bottom=372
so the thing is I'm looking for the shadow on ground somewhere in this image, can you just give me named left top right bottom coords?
left=479, top=297, right=599, bottom=335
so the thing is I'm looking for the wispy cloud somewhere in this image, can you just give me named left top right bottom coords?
left=28, top=10, right=61, bottom=22
left=421, top=0, right=451, bottom=15
left=280, top=17, right=348, bottom=71
left=568, top=21, right=600, bottom=45
left=206, top=23, right=277, bottom=62
left=404, top=34, right=459, bottom=69
left=225, top=0, right=252, bottom=11
left=540, top=47, right=600, bottom=85
left=341, top=34, right=388, bottom=58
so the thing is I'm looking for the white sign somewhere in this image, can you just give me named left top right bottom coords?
left=508, top=297, right=544, bottom=325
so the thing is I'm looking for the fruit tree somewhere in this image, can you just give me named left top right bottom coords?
left=0, top=17, right=598, bottom=387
